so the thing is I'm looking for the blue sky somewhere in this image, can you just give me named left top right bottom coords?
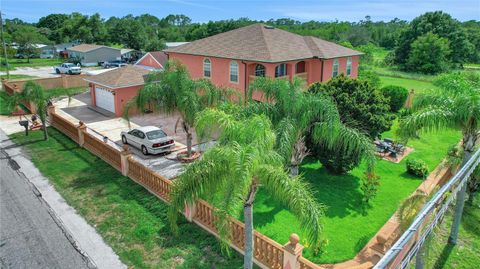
left=2, top=0, right=479, bottom=23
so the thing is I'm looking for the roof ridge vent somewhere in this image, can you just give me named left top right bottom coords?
left=264, top=25, right=274, bottom=29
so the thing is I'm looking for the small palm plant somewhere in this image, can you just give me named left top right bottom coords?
left=124, top=61, right=238, bottom=157
left=168, top=108, right=325, bottom=269
left=8, top=81, right=50, bottom=140
left=248, top=76, right=376, bottom=175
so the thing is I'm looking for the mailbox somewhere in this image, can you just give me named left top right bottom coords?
left=19, top=120, right=29, bottom=136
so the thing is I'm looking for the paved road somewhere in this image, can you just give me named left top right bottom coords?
left=0, top=149, right=91, bottom=269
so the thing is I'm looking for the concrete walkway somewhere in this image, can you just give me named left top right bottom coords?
left=0, top=129, right=126, bottom=269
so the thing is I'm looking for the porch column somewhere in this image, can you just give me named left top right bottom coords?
left=77, top=121, right=87, bottom=147
left=120, top=144, right=131, bottom=176
left=287, top=62, right=295, bottom=81
left=283, top=234, right=304, bottom=269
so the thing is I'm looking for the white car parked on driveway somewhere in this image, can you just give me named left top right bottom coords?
left=121, top=126, right=175, bottom=155
left=54, top=63, right=82, bottom=75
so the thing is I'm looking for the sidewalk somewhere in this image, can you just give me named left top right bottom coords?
left=0, top=128, right=126, bottom=269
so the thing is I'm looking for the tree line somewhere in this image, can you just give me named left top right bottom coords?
left=2, top=11, right=479, bottom=73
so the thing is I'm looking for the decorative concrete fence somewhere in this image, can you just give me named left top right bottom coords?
left=47, top=106, right=318, bottom=269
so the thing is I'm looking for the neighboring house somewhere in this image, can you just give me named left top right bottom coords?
left=164, top=23, right=363, bottom=100
left=134, top=51, right=168, bottom=70
left=120, top=49, right=143, bottom=63
left=41, top=41, right=80, bottom=58
left=67, top=44, right=122, bottom=66
left=84, top=65, right=150, bottom=116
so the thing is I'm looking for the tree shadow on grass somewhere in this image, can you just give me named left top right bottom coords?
left=432, top=243, right=454, bottom=269
left=300, top=164, right=363, bottom=218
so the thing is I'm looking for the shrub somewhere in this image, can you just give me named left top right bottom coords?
left=406, top=159, right=429, bottom=178
left=361, top=172, right=381, bottom=204
left=381, top=85, right=409, bottom=112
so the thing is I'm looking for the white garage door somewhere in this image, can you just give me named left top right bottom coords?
left=95, top=87, right=115, bottom=113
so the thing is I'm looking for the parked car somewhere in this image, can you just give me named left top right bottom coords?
left=40, top=52, right=54, bottom=59
left=54, top=63, right=81, bottom=75
left=102, top=60, right=127, bottom=68
left=121, top=126, right=175, bottom=155
left=15, top=53, right=37, bottom=59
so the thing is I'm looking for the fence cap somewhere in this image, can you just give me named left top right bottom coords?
left=283, top=233, right=303, bottom=255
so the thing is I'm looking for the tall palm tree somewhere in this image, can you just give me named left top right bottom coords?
left=8, top=81, right=50, bottom=140
left=124, top=61, right=238, bottom=157
left=397, top=72, right=480, bottom=244
left=168, top=108, right=325, bottom=269
left=247, top=76, right=375, bottom=175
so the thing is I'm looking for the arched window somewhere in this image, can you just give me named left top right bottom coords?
left=296, top=61, right=306, bottom=73
left=275, top=63, right=287, bottom=77
left=254, top=64, right=266, bottom=77
left=346, top=57, right=352, bottom=76
left=332, top=59, right=339, bottom=78
left=230, top=61, right=239, bottom=82
left=203, top=58, right=211, bottom=78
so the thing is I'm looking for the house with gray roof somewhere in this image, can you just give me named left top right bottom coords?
left=67, top=44, right=122, bottom=66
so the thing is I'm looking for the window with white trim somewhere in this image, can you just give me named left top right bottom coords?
left=275, top=63, right=287, bottom=77
left=346, top=57, right=352, bottom=76
left=255, top=64, right=266, bottom=77
left=332, top=59, right=339, bottom=78
left=203, top=58, right=211, bottom=78
left=230, top=61, right=238, bottom=82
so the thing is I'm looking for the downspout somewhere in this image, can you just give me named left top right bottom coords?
left=320, top=58, right=324, bottom=82
left=242, top=60, right=247, bottom=105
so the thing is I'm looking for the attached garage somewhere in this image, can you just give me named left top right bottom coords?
left=85, top=65, right=151, bottom=117
left=94, top=87, right=115, bottom=113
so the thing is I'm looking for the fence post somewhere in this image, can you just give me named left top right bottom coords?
left=77, top=121, right=87, bottom=147
left=47, top=105, right=56, bottom=122
left=404, top=89, right=415, bottom=109
left=61, top=74, right=68, bottom=88
left=184, top=202, right=197, bottom=222
left=120, top=144, right=131, bottom=176
left=283, top=234, right=303, bottom=269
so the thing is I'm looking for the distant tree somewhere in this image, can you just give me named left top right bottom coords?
left=406, top=33, right=450, bottom=74
left=309, top=75, right=393, bottom=174
left=394, top=11, right=474, bottom=69
left=144, top=38, right=166, bottom=52
left=14, top=26, right=48, bottom=62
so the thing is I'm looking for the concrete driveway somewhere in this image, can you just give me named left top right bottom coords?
left=0, top=66, right=103, bottom=79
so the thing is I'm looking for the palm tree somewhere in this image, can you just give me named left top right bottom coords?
left=397, top=72, right=480, bottom=244
left=8, top=81, right=50, bottom=140
left=124, top=61, right=238, bottom=157
left=168, top=108, right=325, bottom=269
left=247, top=76, right=376, bottom=175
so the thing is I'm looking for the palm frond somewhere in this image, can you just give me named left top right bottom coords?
left=397, top=107, right=455, bottom=139
left=256, top=165, right=325, bottom=250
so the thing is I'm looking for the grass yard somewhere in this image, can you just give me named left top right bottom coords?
left=1, top=58, right=63, bottom=71
left=379, top=75, right=436, bottom=95
left=425, top=193, right=480, bottom=269
left=247, top=121, right=461, bottom=264
left=10, top=128, right=244, bottom=269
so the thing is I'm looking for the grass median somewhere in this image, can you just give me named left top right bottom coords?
left=10, top=127, right=243, bottom=269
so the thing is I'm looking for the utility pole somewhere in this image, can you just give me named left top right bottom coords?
left=0, top=11, right=10, bottom=79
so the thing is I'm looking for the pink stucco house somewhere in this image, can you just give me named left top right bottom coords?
left=164, top=23, right=363, bottom=100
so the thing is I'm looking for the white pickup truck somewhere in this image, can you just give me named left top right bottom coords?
left=54, top=63, right=82, bottom=75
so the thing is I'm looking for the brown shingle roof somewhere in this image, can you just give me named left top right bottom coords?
left=84, top=65, right=150, bottom=88
left=164, top=23, right=362, bottom=62
left=68, top=44, right=119, bottom=53
left=149, top=51, right=168, bottom=67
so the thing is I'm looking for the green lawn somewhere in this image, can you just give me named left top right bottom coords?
left=379, top=75, right=436, bottom=94
left=248, top=121, right=461, bottom=264
left=425, top=194, right=480, bottom=269
left=10, top=128, right=244, bottom=269
left=1, top=58, right=63, bottom=71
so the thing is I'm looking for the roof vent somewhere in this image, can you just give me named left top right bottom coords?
left=264, top=25, right=274, bottom=29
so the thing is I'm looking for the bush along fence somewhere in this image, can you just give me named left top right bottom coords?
left=47, top=105, right=452, bottom=269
